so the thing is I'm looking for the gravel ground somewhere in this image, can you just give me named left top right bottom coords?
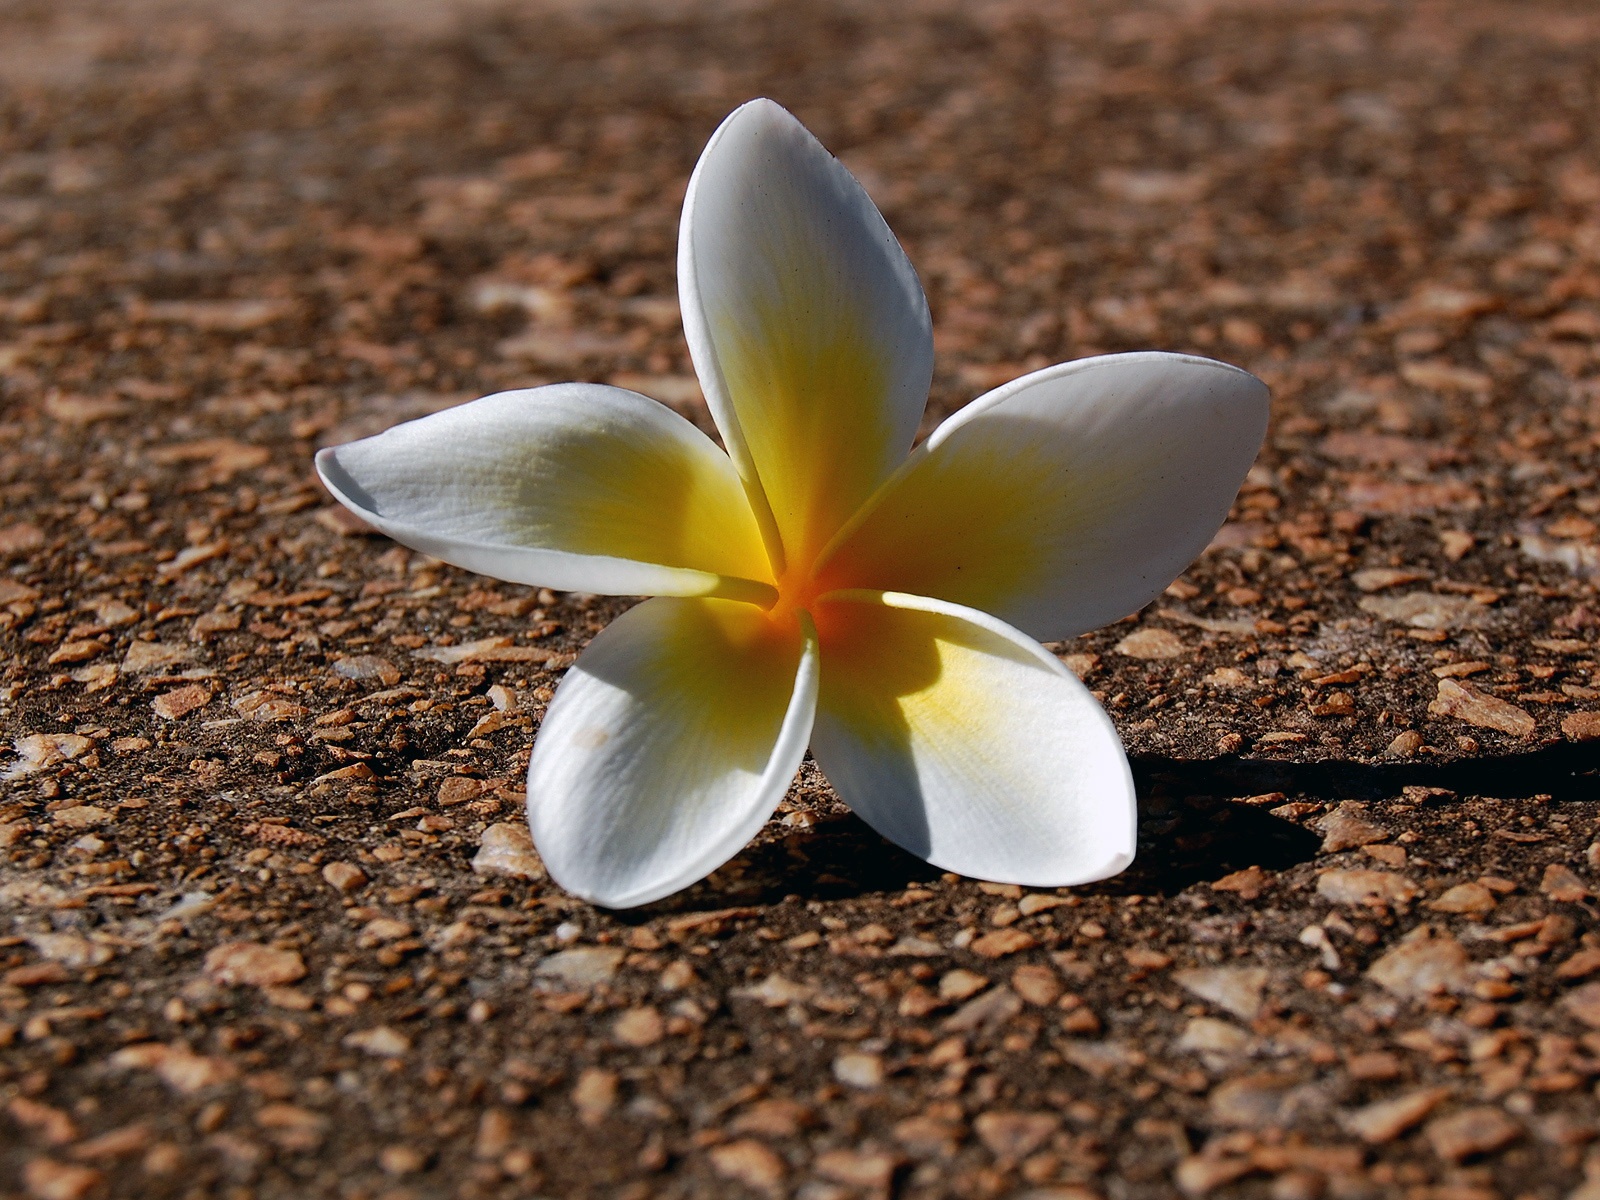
left=5, top=1, right=1600, bottom=1198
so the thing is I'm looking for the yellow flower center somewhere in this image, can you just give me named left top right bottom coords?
left=762, top=561, right=826, bottom=637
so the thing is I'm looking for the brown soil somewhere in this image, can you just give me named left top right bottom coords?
left=4, top=1, right=1600, bottom=1198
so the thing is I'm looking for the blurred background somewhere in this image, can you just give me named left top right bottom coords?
left=5, top=0, right=1594, bottom=453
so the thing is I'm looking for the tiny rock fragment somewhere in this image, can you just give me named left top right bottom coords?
left=112, top=1044, right=237, bottom=1094
left=415, top=636, right=568, bottom=665
left=1561, top=711, right=1600, bottom=741
left=1057, top=1038, right=1144, bottom=1078
left=70, top=1123, right=152, bottom=1160
left=321, top=862, right=367, bottom=893
left=1011, top=964, right=1062, bottom=1006
left=141, top=297, right=295, bottom=330
left=332, top=655, right=402, bottom=685
left=1424, top=1106, right=1520, bottom=1162
left=728, top=1098, right=816, bottom=1139
left=1175, top=1155, right=1254, bottom=1197
left=254, top=1103, right=327, bottom=1148
left=943, top=986, right=1023, bottom=1032
left=9, top=1097, right=79, bottom=1144
left=1427, top=882, right=1497, bottom=916
left=251, top=819, right=326, bottom=845
left=22, top=1158, right=102, bottom=1200
left=1316, top=869, right=1419, bottom=906
left=152, top=684, right=212, bottom=721
left=0, top=579, right=39, bottom=604
left=122, top=641, right=194, bottom=673
left=1254, top=729, right=1305, bottom=748
left=51, top=805, right=110, bottom=829
left=471, top=822, right=546, bottom=880
left=1345, top=1051, right=1403, bottom=1082
left=708, top=1140, right=786, bottom=1194
left=1172, top=967, right=1269, bottom=1020
left=1555, top=948, right=1600, bottom=980
left=970, top=928, right=1036, bottom=958
left=378, top=1144, right=427, bottom=1176
left=316, top=505, right=376, bottom=536
left=734, top=973, right=812, bottom=1007
left=1342, top=1087, right=1451, bottom=1144
left=0, top=522, right=44, bottom=556
left=1439, top=530, right=1474, bottom=561
left=438, top=777, right=484, bottom=805
left=233, top=692, right=308, bottom=722
left=891, top=1114, right=962, bottom=1158
left=973, top=1111, right=1058, bottom=1161
left=1344, top=483, right=1478, bottom=518
left=1399, top=360, right=1491, bottom=394
left=1061, top=652, right=1098, bottom=679
left=1541, top=863, right=1589, bottom=902
left=1017, top=893, right=1069, bottom=916
left=1203, top=665, right=1251, bottom=690
left=71, top=662, right=117, bottom=691
left=190, top=610, right=241, bottom=640
left=28, top=933, right=113, bottom=968
left=833, top=1052, right=884, bottom=1089
left=474, top=1109, right=514, bottom=1160
left=1126, top=947, right=1177, bottom=979
left=939, top=969, right=990, bottom=1001
left=1351, top=567, right=1430, bottom=592
left=1360, top=591, right=1484, bottom=631
left=535, top=946, right=624, bottom=989
left=8, top=733, right=94, bottom=778
left=1385, top=729, right=1425, bottom=758
left=611, top=1007, right=664, bottom=1047
left=814, top=1148, right=901, bottom=1190
left=571, top=1067, right=617, bottom=1127
left=1317, top=801, right=1389, bottom=852
left=1115, top=627, right=1185, bottom=659
left=1207, top=1073, right=1321, bottom=1130
left=1176, top=1017, right=1251, bottom=1057
left=7, top=963, right=72, bottom=988
left=47, top=639, right=106, bottom=665
left=141, top=1143, right=182, bottom=1175
left=1428, top=679, right=1535, bottom=738
left=1560, top=981, right=1600, bottom=1028
left=1366, top=927, right=1470, bottom=998
left=204, top=942, right=307, bottom=988
left=343, top=1026, right=410, bottom=1057
left=886, top=935, right=944, bottom=957
left=465, top=711, right=507, bottom=740
left=1211, top=865, right=1270, bottom=899
left=360, top=917, right=414, bottom=943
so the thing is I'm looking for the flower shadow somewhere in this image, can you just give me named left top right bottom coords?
left=611, top=736, right=1600, bottom=918
left=620, top=762, right=1325, bottom=918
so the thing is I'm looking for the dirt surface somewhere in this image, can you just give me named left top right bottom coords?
left=5, top=1, right=1600, bottom=1197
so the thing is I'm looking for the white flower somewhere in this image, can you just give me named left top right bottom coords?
left=316, top=99, right=1268, bottom=908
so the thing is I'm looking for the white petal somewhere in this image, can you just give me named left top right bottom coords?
left=680, top=98, right=933, bottom=573
left=527, top=597, right=817, bottom=908
left=810, top=590, right=1134, bottom=887
left=316, top=383, right=773, bottom=602
left=818, top=352, right=1269, bottom=641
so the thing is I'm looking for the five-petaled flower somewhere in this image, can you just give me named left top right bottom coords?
left=317, top=99, right=1268, bottom=908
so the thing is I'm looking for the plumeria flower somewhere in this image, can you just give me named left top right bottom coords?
left=316, top=99, right=1268, bottom=908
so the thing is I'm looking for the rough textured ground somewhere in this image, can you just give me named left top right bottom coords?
left=5, top=1, right=1600, bottom=1197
